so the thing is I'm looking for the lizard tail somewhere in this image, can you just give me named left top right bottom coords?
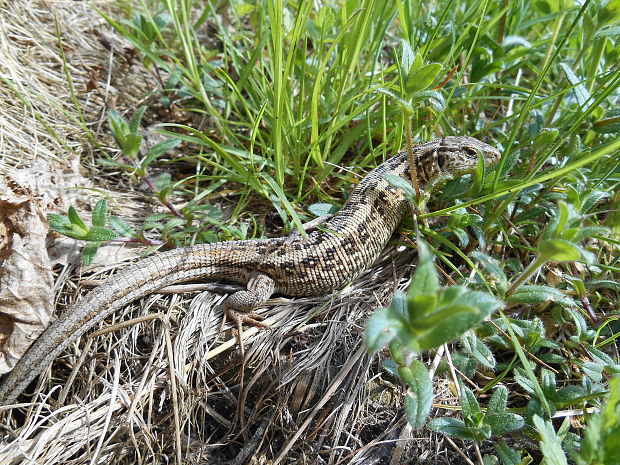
left=0, top=239, right=272, bottom=405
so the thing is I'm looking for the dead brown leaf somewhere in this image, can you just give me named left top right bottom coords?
left=0, top=175, right=54, bottom=374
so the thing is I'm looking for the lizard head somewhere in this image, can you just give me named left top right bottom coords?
left=432, top=136, right=501, bottom=178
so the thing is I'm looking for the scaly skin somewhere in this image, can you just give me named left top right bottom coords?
left=0, top=136, right=500, bottom=405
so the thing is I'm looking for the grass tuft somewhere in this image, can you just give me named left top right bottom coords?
left=7, top=0, right=620, bottom=463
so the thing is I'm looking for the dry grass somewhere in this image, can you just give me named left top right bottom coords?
left=0, top=1, right=474, bottom=464
left=0, top=245, right=457, bottom=464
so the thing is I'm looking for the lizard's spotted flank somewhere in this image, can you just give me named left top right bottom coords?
left=0, top=136, right=500, bottom=405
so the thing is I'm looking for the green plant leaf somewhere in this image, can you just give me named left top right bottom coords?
left=406, top=293, right=439, bottom=321
left=494, top=441, right=523, bottom=465
left=540, top=368, right=557, bottom=399
left=462, top=332, right=496, bottom=369
left=382, top=173, right=416, bottom=202
left=485, top=413, right=525, bottom=436
left=84, top=226, right=118, bottom=242
left=599, top=0, right=620, bottom=25
left=405, top=63, right=442, bottom=96
left=484, top=387, right=525, bottom=436
left=428, top=417, right=476, bottom=440
left=141, top=138, right=181, bottom=168
left=67, top=206, right=87, bottom=230
left=533, top=0, right=572, bottom=14
left=388, top=339, right=408, bottom=366
left=598, top=376, right=620, bottom=463
left=505, top=285, right=575, bottom=307
left=412, top=290, right=501, bottom=351
left=155, top=172, right=172, bottom=192
left=82, top=242, right=101, bottom=265
left=546, top=201, right=571, bottom=239
left=400, top=360, right=433, bottom=428
left=449, top=213, right=483, bottom=229
left=409, top=89, right=446, bottom=111
left=109, top=215, right=135, bottom=238
left=262, top=173, right=306, bottom=236
left=96, top=158, right=136, bottom=170
left=409, top=304, right=476, bottom=332
left=471, top=252, right=508, bottom=291
left=143, top=221, right=164, bottom=231
left=308, top=202, right=339, bottom=217
left=365, top=307, right=404, bottom=354
left=461, top=383, right=483, bottom=423
left=91, top=199, right=108, bottom=227
left=49, top=213, right=88, bottom=239
left=534, top=128, right=559, bottom=147
left=554, top=385, right=586, bottom=405
left=408, top=240, right=439, bottom=296
left=399, top=40, right=417, bottom=76
left=374, top=86, right=416, bottom=114
left=128, top=105, right=147, bottom=133
left=588, top=346, right=619, bottom=368
left=571, top=412, right=603, bottom=464
left=593, top=108, right=620, bottom=134
left=589, top=279, right=620, bottom=292
left=107, top=109, right=128, bottom=141
left=579, top=190, right=610, bottom=214
left=163, top=217, right=186, bottom=234
left=48, top=213, right=71, bottom=229
left=121, top=133, right=143, bottom=159
left=451, top=227, right=469, bottom=248
left=538, top=239, right=585, bottom=262
left=559, top=63, right=590, bottom=107
left=532, top=415, right=568, bottom=465
left=572, top=226, right=608, bottom=242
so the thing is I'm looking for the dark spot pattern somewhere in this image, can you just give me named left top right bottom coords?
left=0, top=137, right=502, bottom=407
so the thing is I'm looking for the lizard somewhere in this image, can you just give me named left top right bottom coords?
left=0, top=136, right=500, bottom=406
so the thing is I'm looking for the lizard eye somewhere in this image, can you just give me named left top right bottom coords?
left=437, top=154, right=446, bottom=168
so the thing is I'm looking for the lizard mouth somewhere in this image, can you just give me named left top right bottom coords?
left=489, top=146, right=502, bottom=163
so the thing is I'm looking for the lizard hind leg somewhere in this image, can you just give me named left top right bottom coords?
left=285, top=214, right=333, bottom=242
left=222, top=271, right=277, bottom=355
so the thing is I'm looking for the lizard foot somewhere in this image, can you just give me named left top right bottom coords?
left=225, top=308, right=269, bottom=356
left=220, top=271, right=276, bottom=356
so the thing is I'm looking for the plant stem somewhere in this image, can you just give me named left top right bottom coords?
left=505, top=255, right=546, bottom=297
left=405, top=118, right=422, bottom=200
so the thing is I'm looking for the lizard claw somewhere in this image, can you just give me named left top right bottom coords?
left=225, top=308, right=269, bottom=356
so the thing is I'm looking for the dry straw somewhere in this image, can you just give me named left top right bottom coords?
left=0, top=1, right=457, bottom=463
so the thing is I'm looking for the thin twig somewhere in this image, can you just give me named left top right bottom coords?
left=164, top=322, right=183, bottom=465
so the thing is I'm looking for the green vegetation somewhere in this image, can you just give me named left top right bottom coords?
left=49, top=0, right=619, bottom=462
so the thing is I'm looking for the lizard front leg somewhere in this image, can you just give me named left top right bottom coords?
left=222, top=271, right=277, bottom=355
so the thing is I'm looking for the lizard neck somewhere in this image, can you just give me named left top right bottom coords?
left=268, top=136, right=500, bottom=295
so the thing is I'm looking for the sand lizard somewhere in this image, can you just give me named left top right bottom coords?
left=0, top=136, right=500, bottom=405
